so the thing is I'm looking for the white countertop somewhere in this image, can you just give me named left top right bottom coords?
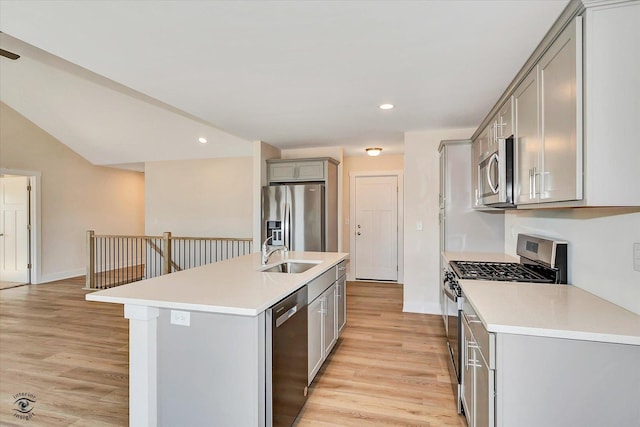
left=460, top=280, right=640, bottom=345
left=86, top=251, right=349, bottom=316
left=443, top=251, right=640, bottom=346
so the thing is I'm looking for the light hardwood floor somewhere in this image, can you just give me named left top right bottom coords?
left=1, top=278, right=465, bottom=426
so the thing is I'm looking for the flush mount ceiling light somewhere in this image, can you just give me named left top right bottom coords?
left=378, top=103, right=395, bottom=110
left=198, top=137, right=207, bottom=144
left=366, top=147, right=382, bottom=157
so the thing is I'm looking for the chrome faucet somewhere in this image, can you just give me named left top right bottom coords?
left=261, top=235, right=288, bottom=265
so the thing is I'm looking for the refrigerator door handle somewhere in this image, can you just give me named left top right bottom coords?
left=284, top=203, right=290, bottom=249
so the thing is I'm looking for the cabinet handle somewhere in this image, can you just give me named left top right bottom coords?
left=529, top=168, right=533, bottom=199
left=322, top=297, right=330, bottom=315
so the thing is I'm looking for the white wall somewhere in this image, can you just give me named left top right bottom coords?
left=0, top=102, right=145, bottom=283
left=505, top=208, right=640, bottom=314
left=403, top=127, right=476, bottom=314
left=145, top=157, right=253, bottom=238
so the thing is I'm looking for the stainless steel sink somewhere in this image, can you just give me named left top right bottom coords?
left=261, top=261, right=318, bottom=274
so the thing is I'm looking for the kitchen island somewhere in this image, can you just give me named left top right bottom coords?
left=443, top=251, right=640, bottom=427
left=86, top=251, right=349, bottom=427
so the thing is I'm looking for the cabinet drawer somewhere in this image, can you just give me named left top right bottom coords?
left=336, top=260, right=347, bottom=280
left=307, top=268, right=336, bottom=302
left=463, top=298, right=495, bottom=369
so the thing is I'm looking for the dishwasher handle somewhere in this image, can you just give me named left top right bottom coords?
left=275, top=304, right=304, bottom=328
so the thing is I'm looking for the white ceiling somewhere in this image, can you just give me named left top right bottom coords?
left=0, top=0, right=570, bottom=166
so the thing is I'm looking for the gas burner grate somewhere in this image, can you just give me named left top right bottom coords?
left=450, top=261, right=554, bottom=283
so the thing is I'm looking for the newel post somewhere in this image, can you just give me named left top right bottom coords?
left=162, top=232, right=172, bottom=275
left=86, top=230, right=95, bottom=289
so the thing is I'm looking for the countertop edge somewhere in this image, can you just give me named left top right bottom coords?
left=486, top=323, right=640, bottom=346
left=85, top=252, right=349, bottom=316
left=85, top=294, right=260, bottom=316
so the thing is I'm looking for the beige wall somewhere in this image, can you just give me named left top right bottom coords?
left=0, top=102, right=145, bottom=283
left=403, top=127, right=475, bottom=314
left=145, top=157, right=253, bottom=238
left=341, top=154, right=404, bottom=256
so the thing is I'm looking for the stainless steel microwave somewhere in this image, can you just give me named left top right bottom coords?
left=478, top=136, right=515, bottom=207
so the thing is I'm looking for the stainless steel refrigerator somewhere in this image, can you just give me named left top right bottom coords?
left=262, top=184, right=336, bottom=252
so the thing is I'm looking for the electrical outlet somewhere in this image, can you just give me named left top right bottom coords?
left=171, top=310, right=190, bottom=326
left=634, top=243, right=640, bottom=272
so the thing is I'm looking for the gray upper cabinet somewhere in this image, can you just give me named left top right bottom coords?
left=471, top=139, right=482, bottom=209
left=514, top=69, right=541, bottom=206
left=487, top=97, right=513, bottom=158
left=473, top=1, right=640, bottom=208
left=538, top=16, right=582, bottom=203
left=268, top=159, right=327, bottom=182
left=514, top=17, right=582, bottom=206
left=497, top=97, right=513, bottom=140
left=471, top=128, right=490, bottom=209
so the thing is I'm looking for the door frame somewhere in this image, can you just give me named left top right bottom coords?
left=349, top=170, right=404, bottom=283
left=0, top=168, right=41, bottom=284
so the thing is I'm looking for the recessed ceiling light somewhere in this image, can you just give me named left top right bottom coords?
left=198, top=137, right=207, bottom=144
left=379, top=103, right=394, bottom=110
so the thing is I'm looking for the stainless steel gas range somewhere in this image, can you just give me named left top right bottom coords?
left=442, top=234, right=568, bottom=414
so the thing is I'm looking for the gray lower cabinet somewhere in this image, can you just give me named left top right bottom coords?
left=462, top=305, right=495, bottom=427
left=308, top=283, right=336, bottom=384
left=335, top=274, right=346, bottom=334
left=307, top=294, right=324, bottom=383
left=462, top=299, right=640, bottom=427
left=322, top=285, right=337, bottom=356
left=308, top=261, right=347, bottom=385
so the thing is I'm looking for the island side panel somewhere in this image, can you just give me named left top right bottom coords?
left=157, top=309, right=266, bottom=427
left=496, top=333, right=640, bottom=427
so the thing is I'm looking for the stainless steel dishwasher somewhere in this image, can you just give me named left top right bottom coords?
left=266, top=286, right=308, bottom=427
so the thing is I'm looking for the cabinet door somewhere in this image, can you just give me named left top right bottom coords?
left=478, top=125, right=490, bottom=162
left=514, top=68, right=541, bottom=205
left=539, top=17, right=582, bottom=203
left=462, top=315, right=475, bottom=427
left=439, top=148, right=446, bottom=209
left=307, top=296, right=324, bottom=385
left=323, top=285, right=337, bottom=356
left=336, top=276, right=347, bottom=335
left=269, top=163, right=296, bottom=181
left=471, top=139, right=483, bottom=208
left=474, top=353, right=494, bottom=427
left=296, top=161, right=325, bottom=180
left=498, top=97, right=514, bottom=139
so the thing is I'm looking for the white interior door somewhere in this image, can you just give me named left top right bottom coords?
left=0, top=176, right=30, bottom=283
left=354, top=175, right=398, bottom=281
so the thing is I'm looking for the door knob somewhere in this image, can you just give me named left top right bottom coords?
left=357, top=232, right=361, bottom=236
left=357, top=225, right=361, bottom=229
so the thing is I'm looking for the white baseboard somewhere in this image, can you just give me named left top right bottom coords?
left=403, top=301, right=442, bottom=315
left=36, top=268, right=85, bottom=284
